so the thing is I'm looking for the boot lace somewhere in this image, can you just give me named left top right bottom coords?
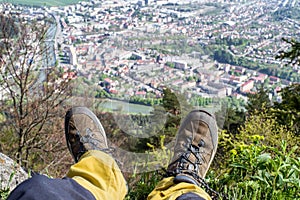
left=166, top=142, right=227, bottom=200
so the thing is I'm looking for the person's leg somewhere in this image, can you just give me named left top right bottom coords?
left=64, top=107, right=127, bottom=200
left=147, top=177, right=211, bottom=200
left=8, top=106, right=127, bottom=200
left=7, top=174, right=96, bottom=200
left=66, top=150, right=127, bottom=200
left=148, top=110, right=219, bottom=200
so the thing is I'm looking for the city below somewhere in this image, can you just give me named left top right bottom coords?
left=1, top=0, right=299, bottom=112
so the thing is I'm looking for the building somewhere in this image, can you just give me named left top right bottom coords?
left=240, top=80, right=254, bottom=93
left=173, top=60, right=188, bottom=70
left=68, top=46, right=77, bottom=66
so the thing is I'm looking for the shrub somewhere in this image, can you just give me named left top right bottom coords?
left=125, top=171, right=163, bottom=200
left=209, top=138, right=299, bottom=200
left=209, top=106, right=300, bottom=199
left=0, top=172, right=14, bottom=199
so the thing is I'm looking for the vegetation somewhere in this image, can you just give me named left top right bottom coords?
left=211, top=137, right=299, bottom=199
left=246, top=84, right=271, bottom=114
left=215, top=37, right=249, bottom=47
left=127, top=97, right=300, bottom=200
left=0, top=172, right=14, bottom=199
left=126, top=171, right=163, bottom=200
left=276, top=38, right=300, bottom=66
left=210, top=105, right=300, bottom=199
left=273, top=84, right=300, bottom=136
left=0, top=13, right=73, bottom=175
left=0, top=7, right=300, bottom=200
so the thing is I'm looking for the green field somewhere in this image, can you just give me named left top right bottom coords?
left=0, top=0, right=84, bottom=6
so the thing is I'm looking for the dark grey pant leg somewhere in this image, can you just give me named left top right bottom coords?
left=7, top=174, right=96, bottom=200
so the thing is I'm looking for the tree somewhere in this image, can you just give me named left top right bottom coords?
left=0, top=12, right=72, bottom=173
left=276, top=38, right=300, bottom=66
left=274, top=37, right=300, bottom=135
left=222, top=107, right=246, bottom=134
left=273, top=84, right=300, bottom=136
left=162, top=88, right=181, bottom=116
left=246, top=84, right=271, bottom=114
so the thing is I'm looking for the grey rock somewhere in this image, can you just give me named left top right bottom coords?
left=0, top=153, right=28, bottom=193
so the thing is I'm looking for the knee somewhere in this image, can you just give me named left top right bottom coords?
left=8, top=175, right=50, bottom=199
left=26, top=174, right=48, bottom=187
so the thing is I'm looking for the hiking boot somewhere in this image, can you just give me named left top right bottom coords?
left=166, top=110, right=218, bottom=186
left=65, top=106, right=108, bottom=162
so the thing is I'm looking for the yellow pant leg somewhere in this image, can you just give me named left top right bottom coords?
left=147, top=177, right=211, bottom=200
left=67, top=150, right=127, bottom=200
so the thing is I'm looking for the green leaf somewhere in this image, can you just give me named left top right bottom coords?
left=256, top=153, right=271, bottom=163
left=229, top=163, right=248, bottom=170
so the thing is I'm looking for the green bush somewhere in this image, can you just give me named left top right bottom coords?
left=0, top=172, right=15, bottom=199
left=209, top=138, right=299, bottom=200
left=210, top=107, right=300, bottom=199
left=125, top=171, right=163, bottom=200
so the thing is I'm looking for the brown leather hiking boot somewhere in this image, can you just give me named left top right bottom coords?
left=167, top=110, right=218, bottom=186
left=65, top=106, right=108, bottom=162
